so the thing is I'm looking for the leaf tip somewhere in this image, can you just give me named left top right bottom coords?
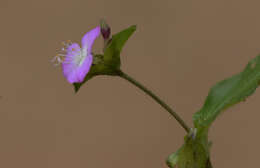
left=131, top=25, right=137, bottom=30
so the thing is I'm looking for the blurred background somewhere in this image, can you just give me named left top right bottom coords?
left=1, top=0, right=260, bottom=167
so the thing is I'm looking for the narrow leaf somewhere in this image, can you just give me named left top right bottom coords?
left=104, top=25, right=136, bottom=67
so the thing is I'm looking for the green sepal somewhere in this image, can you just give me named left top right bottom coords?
left=73, top=54, right=120, bottom=93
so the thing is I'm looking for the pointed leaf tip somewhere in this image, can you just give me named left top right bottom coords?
left=104, top=25, right=137, bottom=67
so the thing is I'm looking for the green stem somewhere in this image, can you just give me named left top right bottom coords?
left=117, top=70, right=190, bottom=133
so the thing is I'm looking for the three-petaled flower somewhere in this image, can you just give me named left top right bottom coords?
left=53, top=26, right=100, bottom=83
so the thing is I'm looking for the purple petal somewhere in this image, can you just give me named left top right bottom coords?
left=81, top=26, right=100, bottom=51
left=66, top=43, right=81, bottom=55
left=62, top=54, right=93, bottom=84
left=73, top=53, right=93, bottom=83
left=61, top=26, right=100, bottom=84
left=61, top=43, right=78, bottom=82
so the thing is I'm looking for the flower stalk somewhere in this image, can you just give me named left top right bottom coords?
left=117, top=70, right=190, bottom=133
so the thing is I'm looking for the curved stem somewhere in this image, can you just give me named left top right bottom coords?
left=117, top=70, right=190, bottom=133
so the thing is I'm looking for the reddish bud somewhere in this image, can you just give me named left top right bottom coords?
left=100, top=19, right=111, bottom=40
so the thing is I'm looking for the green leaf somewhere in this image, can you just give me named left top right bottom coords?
left=170, top=55, right=260, bottom=168
left=167, top=146, right=183, bottom=168
left=168, top=128, right=211, bottom=168
left=104, top=25, right=136, bottom=68
left=193, top=55, right=260, bottom=127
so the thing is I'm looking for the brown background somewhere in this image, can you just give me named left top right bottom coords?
left=1, top=0, right=260, bottom=167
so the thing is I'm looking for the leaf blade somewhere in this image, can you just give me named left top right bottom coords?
left=193, top=55, right=260, bottom=127
left=104, top=25, right=136, bottom=67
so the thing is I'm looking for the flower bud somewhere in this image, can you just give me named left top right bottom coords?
left=100, top=19, right=111, bottom=40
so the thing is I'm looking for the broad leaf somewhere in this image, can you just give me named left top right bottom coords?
left=193, top=55, right=260, bottom=127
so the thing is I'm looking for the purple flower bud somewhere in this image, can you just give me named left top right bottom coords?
left=100, top=19, right=111, bottom=40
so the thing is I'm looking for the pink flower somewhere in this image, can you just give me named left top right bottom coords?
left=54, top=26, right=100, bottom=83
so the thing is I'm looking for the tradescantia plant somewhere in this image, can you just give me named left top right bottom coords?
left=54, top=19, right=260, bottom=168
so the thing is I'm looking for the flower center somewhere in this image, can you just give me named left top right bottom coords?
left=73, top=47, right=87, bottom=66
left=52, top=40, right=88, bottom=67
